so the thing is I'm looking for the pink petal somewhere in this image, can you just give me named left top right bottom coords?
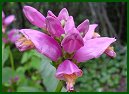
left=46, top=16, right=65, bottom=37
left=61, top=28, right=84, bottom=53
left=23, top=6, right=46, bottom=28
left=64, top=16, right=75, bottom=33
left=19, top=29, right=62, bottom=61
left=4, top=15, right=15, bottom=26
left=56, top=60, right=83, bottom=80
left=77, top=19, right=89, bottom=35
left=58, top=8, right=69, bottom=21
left=74, top=37, right=116, bottom=62
left=8, top=29, right=20, bottom=43
left=47, top=10, right=57, bottom=18
left=105, top=47, right=116, bottom=58
left=83, top=24, right=98, bottom=41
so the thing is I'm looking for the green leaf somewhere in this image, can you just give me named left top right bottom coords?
left=21, top=52, right=31, bottom=64
left=17, top=86, right=43, bottom=92
left=39, top=56, right=59, bottom=92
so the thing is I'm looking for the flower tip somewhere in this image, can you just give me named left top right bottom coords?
left=47, top=10, right=56, bottom=18
left=23, top=6, right=31, bottom=12
left=23, top=6, right=32, bottom=10
left=62, top=8, right=68, bottom=11
left=85, top=19, right=89, bottom=23
left=105, top=46, right=116, bottom=58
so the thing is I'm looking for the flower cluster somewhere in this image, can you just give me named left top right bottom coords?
left=15, top=6, right=116, bottom=92
left=2, top=11, right=15, bottom=33
left=2, top=11, right=20, bottom=44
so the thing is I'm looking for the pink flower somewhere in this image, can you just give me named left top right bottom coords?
left=61, top=28, right=84, bottom=54
left=77, top=19, right=89, bottom=37
left=47, top=8, right=69, bottom=27
left=73, top=37, right=116, bottom=62
left=64, top=16, right=89, bottom=35
left=61, top=16, right=89, bottom=54
left=47, top=8, right=69, bottom=22
left=83, top=24, right=98, bottom=41
left=47, top=10, right=57, bottom=18
left=23, top=6, right=46, bottom=28
left=2, top=11, right=15, bottom=33
left=46, top=16, right=65, bottom=37
left=8, top=29, right=20, bottom=43
left=58, top=8, right=69, bottom=22
left=15, top=29, right=62, bottom=61
left=83, top=24, right=116, bottom=58
left=104, top=46, right=116, bottom=58
left=64, top=16, right=75, bottom=33
left=56, top=60, right=83, bottom=92
left=14, top=7, right=117, bottom=92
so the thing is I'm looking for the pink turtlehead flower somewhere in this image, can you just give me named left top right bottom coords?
left=47, top=8, right=69, bottom=22
left=8, top=29, right=20, bottom=43
left=104, top=46, right=116, bottom=58
left=47, top=8, right=69, bottom=27
left=61, top=28, right=84, bottom=54
left=2, top=11, right=15, bottom=33
left=83, top=24, right=99, bottom=41
left=64, top=16, right=75, bottom=33
left=73, top=37, right=116, bottom=62
left=23, top=6, right=69, bottom=37
left=15, top=6, right=117, bottom=92
left=47, top=10, right=57, bottom=18
left=58, top=8, right=69, bottom=21
left=56, top=60, right=83, bottom=91
left=61, top=16, right=89, bottom=54
left=23, top=6, right=46, bottom=29
left=77, top=19, right=89, bottom=37
left=83, top=24, right=116, bottom=58
left=64, top=16, right=89, bottom=35
left=15, top=29, right=62, bottom=61
left=46, top=16, right=65, bottom=37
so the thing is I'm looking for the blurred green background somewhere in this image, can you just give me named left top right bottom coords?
left=2, top=2, right=127, bottom=92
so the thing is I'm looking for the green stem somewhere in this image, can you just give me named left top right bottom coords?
left=2, top=43, right=5, bottom=67
left=9, top=46, right=15, bottom=71
left=55, top=80, right=63, bottom=92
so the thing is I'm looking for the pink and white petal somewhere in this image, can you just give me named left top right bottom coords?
left=64, top=16, right=75, bottom=33
left=74, top=37, right=116, bottom=62
left=23, top=6, right=46, bottom=28
left=105, top=48, right=116, bottom=58
left=58, top=8, right=69, bottom=21
left=56, top=60, right=83, bottom=80
left=47, top=10, right=57, bottom=18
left=4, top=15, right=15, bottom=26
left=83, top=24, right=98, bottom=41
left=77, top=19, right=89, bottom=33
left=46, top=16, right=65, bottom=37
left=19, top=29, right=62, bottom=61
left=61, top=28, right=84, bottom=53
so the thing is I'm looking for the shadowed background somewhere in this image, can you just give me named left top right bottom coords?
left=2, top=2, right=127, bottom=92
